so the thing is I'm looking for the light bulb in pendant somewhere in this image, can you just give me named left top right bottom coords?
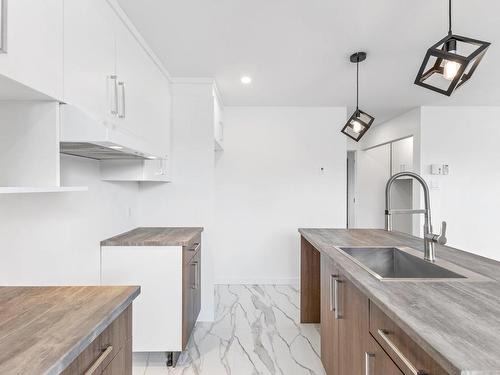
left=443, top=39, right=460, bottom=80
left=444, top=60, right=460, bottom=80
left=352, top=120, right=363, bottom=134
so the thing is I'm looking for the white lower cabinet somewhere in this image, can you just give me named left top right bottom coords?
left=101, top=241, right=201, bottom=353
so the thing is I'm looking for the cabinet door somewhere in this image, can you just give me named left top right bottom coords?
left=64, top=0, right=116, bottom=120
left=182, top=255, right=196, bottom=348
left=320, top=254, right=339, bottom=375
left=182, top=248, right=201, bottom=349
left=366, top=334, right=403, bottom=375
left=0, top=0, right=63, bottom=99
left=114, top=18, right=171, bottom=156
left=338, top=275, right=370, bottom=375
left=192, top=248, right=202, bottom=323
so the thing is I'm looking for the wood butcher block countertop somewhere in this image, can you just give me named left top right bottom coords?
left=299, top=228, right=500, bottom=375
left=0, top=286, right=140, bottom=375
left=101, top=227, right=203, bottom=247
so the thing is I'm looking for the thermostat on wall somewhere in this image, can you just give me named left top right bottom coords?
left=431, top=164, right=449, bottom=175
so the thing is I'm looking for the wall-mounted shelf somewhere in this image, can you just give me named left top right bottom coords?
left=0, top=101, right=90, bottom=194
left=100, top=158, right=170, bottom=182
left=0, top=186, right=88, bottom=194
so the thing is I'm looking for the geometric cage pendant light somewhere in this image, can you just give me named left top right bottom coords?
left=414, top=0, right=490, bottom=96
left=341, top=52, right=375, bottom=142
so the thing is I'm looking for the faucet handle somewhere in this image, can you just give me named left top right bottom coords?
left=436, top=221, right=447, bottom=245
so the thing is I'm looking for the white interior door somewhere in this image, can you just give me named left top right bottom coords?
left=347, top=151, right=356, bottom=228
left=390, top=179, right=413, bottom=234
left=354, top=144, right=391, bottom=228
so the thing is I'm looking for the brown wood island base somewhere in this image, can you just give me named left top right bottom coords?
left=300, top=235, right=321, bottom=323
left=61, top=306, right=133, bottom=375
left=300, top=233, right=450, bottom=375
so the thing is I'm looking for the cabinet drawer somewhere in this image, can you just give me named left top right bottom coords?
left=99, top=305, right=132, bottom=368
left=366, top=334, right=404, bottom=375
left=61, top=306, right=132, bottom=375
left=101, top=340, right=132, bottom=375
left=369, top=302, right=449, bottom=375
left=183, top=234, right=201, bottom=264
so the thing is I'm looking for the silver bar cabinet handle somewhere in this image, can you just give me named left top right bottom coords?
left=84, top=346, right=113, bottom=375
left=0, top=0, right=7, bottom=53
left=118, top=81, right=126, bottom=118
left=196, top=261, right=200, bottom=289
left=329, top=274, right=336, bottom=312
left=192, top=261, right=199, bottom=289
left=334, top=279, right=341, bottom=319
left=377, top=329, right=426, bottom=375
left=109, top=75, right=118, bottom=115
left=365, top=352, right=375, bottom=375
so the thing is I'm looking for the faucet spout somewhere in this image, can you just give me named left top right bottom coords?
left=385, top=172, right=444, bottom=262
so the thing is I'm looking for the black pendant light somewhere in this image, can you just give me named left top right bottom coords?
left=341, top=52, right=374, bottom=142
left=414, top=0, right=490, bottom=96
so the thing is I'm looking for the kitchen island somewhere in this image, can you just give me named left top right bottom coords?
left=299, top=228, right=500, bottom=375
left=0, top=286, right=139, bottom=374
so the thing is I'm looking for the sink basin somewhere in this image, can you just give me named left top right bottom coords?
left=338, top=247, right=467, bottom=280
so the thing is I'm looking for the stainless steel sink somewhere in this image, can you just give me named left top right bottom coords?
left=338, top=247, right=474, bottom=281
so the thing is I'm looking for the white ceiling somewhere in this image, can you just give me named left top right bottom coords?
left=117, top=0, right=500, bottom=124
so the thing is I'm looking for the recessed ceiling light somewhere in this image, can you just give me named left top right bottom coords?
left=241, top=76, right=252, bottom=85
left=109, top=146, right=123, bottom=150
left=147, top=156, right=157, bottom=160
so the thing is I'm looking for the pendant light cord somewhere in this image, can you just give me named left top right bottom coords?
left=448, top=0, right=452, bottom=34
left=356, top=58, right=359, bottom=111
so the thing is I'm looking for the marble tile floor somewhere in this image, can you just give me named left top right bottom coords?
left=133, top=284, right=325, bottom=375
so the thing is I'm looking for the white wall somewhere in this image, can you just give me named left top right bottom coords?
left=421, top=107, right=500, bottom=261
left=138, top=82, right=215, bottom=321
left=0, top=155, right=138, bottom=284
left=213, top=107, right=347, bottom=284
left=360, top=106, right=500, bottom=261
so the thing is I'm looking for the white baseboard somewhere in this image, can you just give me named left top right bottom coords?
left=214, top=277, right=299, bottom=285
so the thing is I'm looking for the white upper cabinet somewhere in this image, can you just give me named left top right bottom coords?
left=63, top=0, right=116, bottom=121
left=63, top=0, right=171, bottom=159
left=0, top=0, right=63, bottom=99
left=114, top=17, right=171, bottom=157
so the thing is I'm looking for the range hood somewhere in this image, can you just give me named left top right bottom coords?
left=60, top=142, right=147, bottom=160
left=59, top=104, right=157, bottom=161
